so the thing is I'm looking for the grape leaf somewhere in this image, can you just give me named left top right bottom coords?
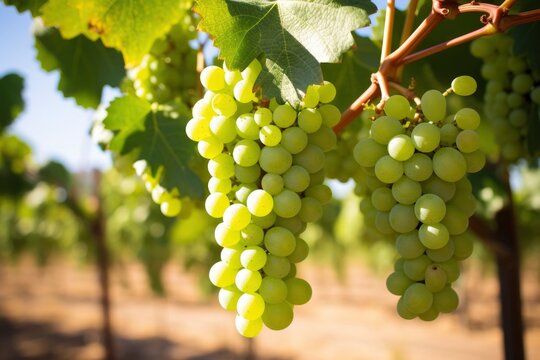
left=41, top=0, right=191, bottom=67
left=2, top=0, right=47, bottom=16
left=34, top=25, right=125, bottom=108
left=122, top=111, right=204, bottom=198
left=195, top=0, right=377, bottom=105
left=103, top=95, right=150, bottom=152
left=39, top=160, right=72, bottom=190
left=0, top=73, right=25, bottom=133
left=322, top=34, right=379, bottom=111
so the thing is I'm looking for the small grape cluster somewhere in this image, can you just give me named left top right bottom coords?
left=129, top=15, right=198, bottom=106
left=471, top=33, right=540, bottom=161
left=132, top=160, right=192, bottom=218
left=353, top=76, right=484, bottom=320
left=187, top=59, right=336, bottom=337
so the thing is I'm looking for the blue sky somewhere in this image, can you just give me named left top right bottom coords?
left=0, top=1, right=396, bottom=171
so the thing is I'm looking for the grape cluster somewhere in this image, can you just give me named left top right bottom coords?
left=132, top=160, right=192, bottom=218
left=129, top=15, right=198, bottom=106
left=353, top=76, right=484, bottom=320
left=187, top=59, right=336, bottom=337
left=470, top=33, right=540, bottom=161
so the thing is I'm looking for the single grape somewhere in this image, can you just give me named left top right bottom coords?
left=451, top=75, right=477, bottom=96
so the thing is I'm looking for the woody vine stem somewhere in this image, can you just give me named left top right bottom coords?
left=333, top=0, right=540, bottom=133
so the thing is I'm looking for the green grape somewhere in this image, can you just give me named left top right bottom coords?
left=283, top=165, right=311, bottom=192
left=452, top=233, right=474, bottom=260
left=264, top=226, right=296, bottom=257
left=186, top=116, right=212, bottom=141
left=463, top=150, right=486, bottom=174
left=414, top=194, right=446, bottom=225
left=371, top=187, right=396, bottom=212
left=305, top=184, right=332, bottom=204
left=215, top=222, right=241, bottom=247
left=219, top=286, right=242, bottom=311
left=259, top=145, right=292, bottom=174
left=421, top=175, right=456, bottom=202
left=318, top=104, right=342, bottom=127
left=438, top=259, right=460, bottom=283
left=456, top=130, right=480, bottom=153
left=392, top=177, right=422, bottom=205
left=454, top=108, right=481, bottom=130
left=237, top=293, right=265, bottom=320
left=252, top=212, right=277, bottom=229
left=235, top=315, right=263, bottom=338
left=235, top=268, right=262, bottom=293
left=205, top=192, right=230, bottom=218
left=261, top=173, right=284, bottom=195
left=285, top=277, right=312, bottom=305
left=386, top=270, right=414, bottom=295
left=160, top=198, right=182, bottom=217
left=298, top=197, right=323, bottom=223
left=208, top=177, right=232, bottom=194
left=421, top=89, right=446, bottom=122
left=281, top=127, right=309, bottom=154
left=235, top=165, right=261, bottom=184
left=424, top=264, right=447, bottom=292
left=235, top=183, right=257, bottom=203
left=246, top=189, right=274, bottom=217
left=212, top=93, right=237, bottom=117
left=318, top=81, right=336, bottom=103
left=263, top=255, right=291, bottom=278
left=273, top=189, right=302, bottom=218
left=432, top=286, right=459, bottom=313
left=308, top=125, right=337, bottom=152
left=411, top=123, right=440, bottom=152
left=234, top=80, right=255, bottom=103
left=441, top=205, right=469, bottom=235
left=262, top=302, right=294, bottom=330
left=389, top=204, right=419, bottom=233
left=396, top=231, right=425, bottom=259
left=370, top=116, right=404, bottom=145
left=287, top=237, right=309, bottom=263
left=233, top=139, right=261, bottom=167
left=210, top=115, right=237, bottom=143
left=426, top=240, right=455, bottom=262
left=241, top=59, right=262, bottom=83
left=512, top=73, right=533, bottom=94
left=374, top=155, right=403, bottom=184
left=353, top=138, right=388, bottom=168
left=375, top=211, right=394, bottom=235
left=221, top=245, right=242, bottom=268
left=440, top=123, right=459, bottom=146
left=451, top=75, right=477, bottom=96
left=275, top=216, right=306, bottom=235
left=223, top=203, right=252, bottom=231
left=302, top=84, right=320, bottom=108
left=198, top=136, right=223, bottom=159
left=388, top=134, right=415, bottom=161
left=259, top=277, right=288, bottom=304
left=273, top=104, right=297, bottom=128
left=402, top=283, right=433, bottom=315
left=293, top=144, right=325, bottom=174
left=200, top=65, right=225, bottom=91
left=397, top=297, right=417, bottom=320
left=384, top=95, right=410, bottom=119
left=240, top=223, right=265, bottom=246
left=236, top=113, right=260, bottom=140
left=259, top=125, right=282, bottom=146
left=433, top=147, right=467, bottom=182
left=419, top=223, right=450, bottom=249
left=254, top=107, right=273, bottom=126
left=403, top=255, right=431, bottom=281
left=209, top=261, right=237, bottom=288
left=418, top=307, right=439, bottom=321
left=298, top=108, right=322, bottom=134
left=403, top=153, right=433, bottom=182
left=240, top=246, right=267, bottom=271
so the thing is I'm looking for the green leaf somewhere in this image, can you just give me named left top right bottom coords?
left=122, top=111, right=204, bottom=198
left=322, top=34, right=379, bottom=111
left=103, top=95, right=151, bottom=152
left=0, top=73, right=25, bottom=133
left=41, top=0, right=191, bottom=67
left=38, top=160, right=72, bottom=189
left=34, top=25, right=125, bottom=108
left=3, top=0, right=47, bottom=16
left=196, top=0, right=377, bottom=105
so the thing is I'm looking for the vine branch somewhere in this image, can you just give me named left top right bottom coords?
left=334, top=0, right=540, bottom=133
left=380, top=0, right=396, bottom=63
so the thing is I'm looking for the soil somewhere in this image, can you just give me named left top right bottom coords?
left=1, top=259, right=539, bottom=360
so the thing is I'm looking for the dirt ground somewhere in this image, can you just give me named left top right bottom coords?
left=1, top=258, right=540, bottom=360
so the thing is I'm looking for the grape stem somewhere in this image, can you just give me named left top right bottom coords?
left=380, top=0, right=396, bottom=63
left=334, top=0, right=540, bottom=133
left=396, top=0, right=420, bottom=81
